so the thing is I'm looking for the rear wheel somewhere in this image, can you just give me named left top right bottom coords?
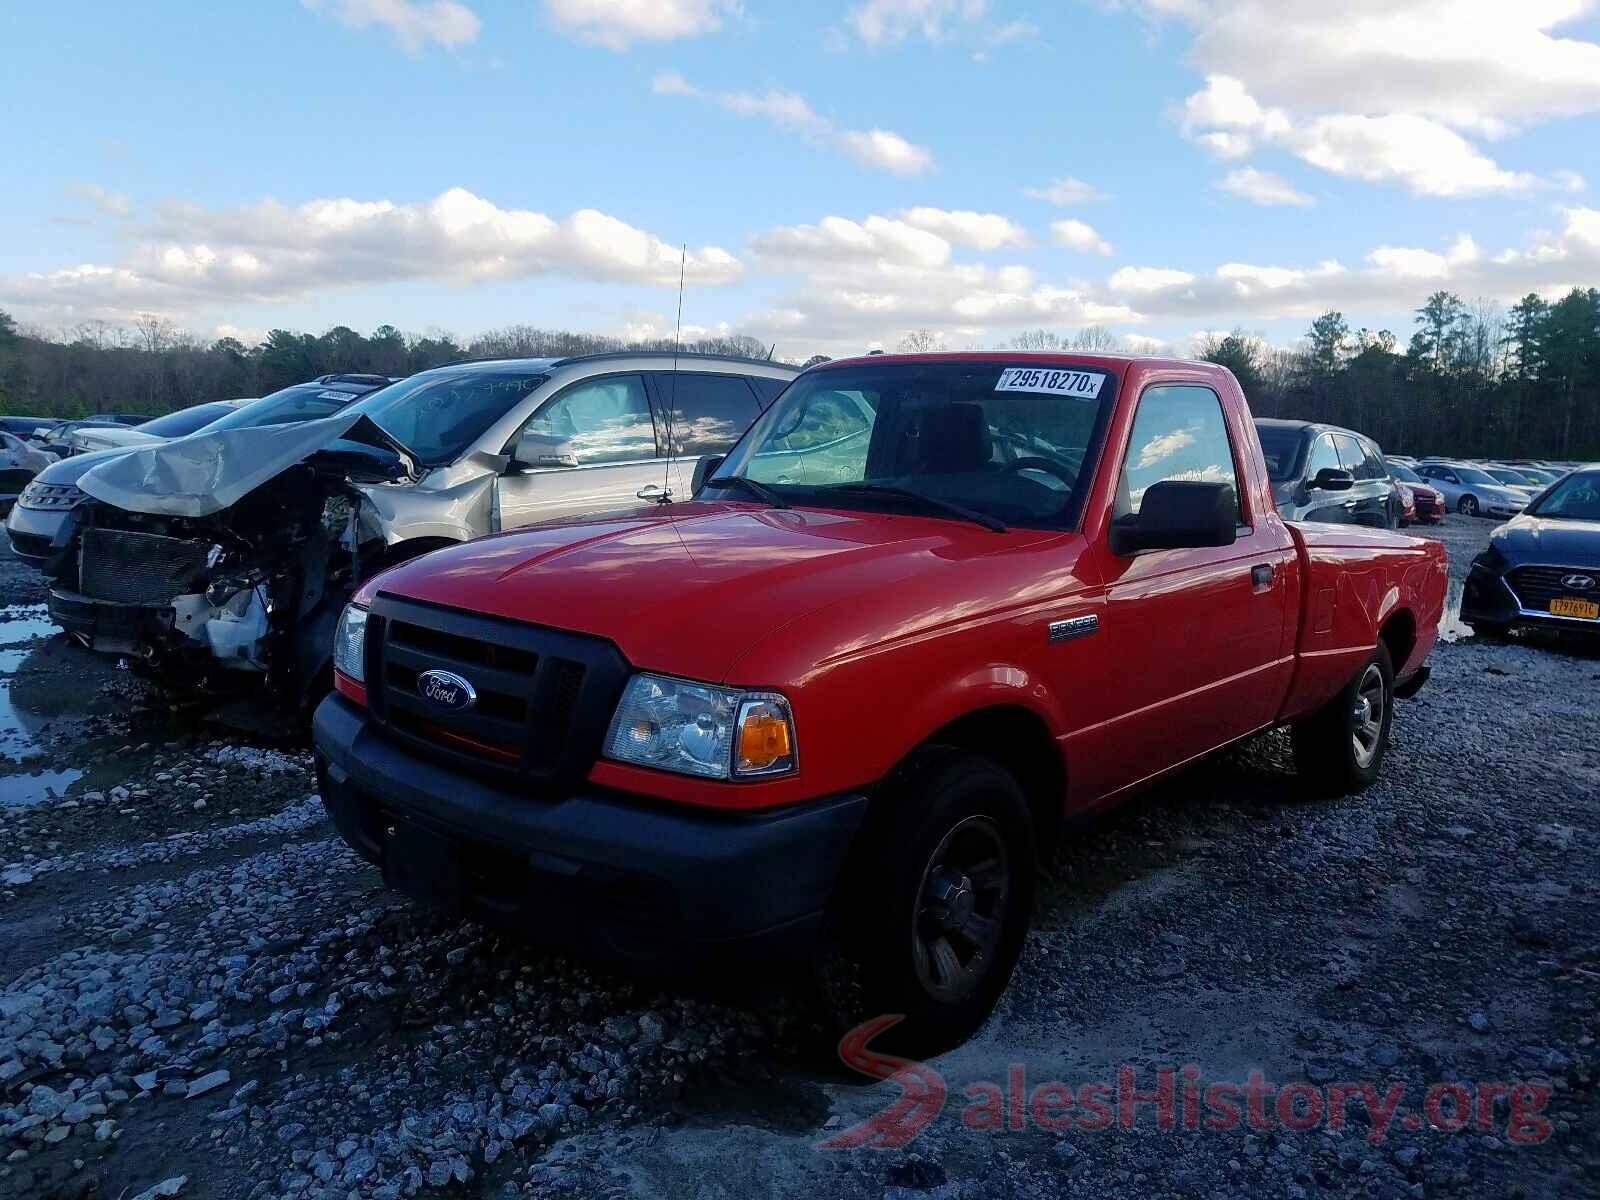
left=819, top=749, right=1036, bottom=1056
left=1458, top=495, right=1480, bottom=517
left=1291, top=644, right=1394, bottom=795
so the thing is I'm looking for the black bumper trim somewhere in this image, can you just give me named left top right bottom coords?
left=313, top=693, right=869, bottom=966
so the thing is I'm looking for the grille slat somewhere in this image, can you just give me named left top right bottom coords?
left=79, top=528, right=213, bottom=605
left=367, top=595, right=629, bottom=787
left=1507, top=565, right=1600, bottom=612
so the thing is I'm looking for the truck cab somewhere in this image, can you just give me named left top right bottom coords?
left=314, top=353, right=1446, bottom=1052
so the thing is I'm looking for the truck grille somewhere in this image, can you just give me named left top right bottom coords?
left=1507, top=565, right=1600, bottom=612
left=79, top=528, right=213, bottom=605
left=365, top=594, right=629, bottom=789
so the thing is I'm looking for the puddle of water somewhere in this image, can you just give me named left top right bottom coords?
left=0, top=606, right=54, bottom=647
left=0, top=678, right=46, bottom=760
left=0, top=767, right=83, bottom=808
left=0, top=649, right=26, bottom=673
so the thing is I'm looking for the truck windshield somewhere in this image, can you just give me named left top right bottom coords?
left=708, top=361, right=1116, bottom=529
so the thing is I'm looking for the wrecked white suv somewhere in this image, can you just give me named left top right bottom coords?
left=43, top=352, right=795, bottom=710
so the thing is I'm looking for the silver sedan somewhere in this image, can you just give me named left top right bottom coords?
left=1414, top=463, right=1528, bottom=519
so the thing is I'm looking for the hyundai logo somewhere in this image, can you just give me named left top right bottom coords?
left=1562, top=574, right=1597, bottom=591
left=417, top=669, right=477, bottom=712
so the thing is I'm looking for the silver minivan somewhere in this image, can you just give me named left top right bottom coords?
left=37, top=352, right=796, bottom=707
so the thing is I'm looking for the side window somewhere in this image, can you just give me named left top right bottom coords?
left=745, top=389, right=876, bottom=486
left=1333, top=434, right=1370, bottom=479
left=1307, top=436, right=1342, bottom=479
left=747, top=376, right=790, bottom=407
left=1118, top=385, right=1242, bottom=519
left=512, top=375, right=655, bottom=468
left=1362, top=440, right=1389, bottom=480
left=656, top=373, right=762, bottom=457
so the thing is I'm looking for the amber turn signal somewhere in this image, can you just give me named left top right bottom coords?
left=736, top=699, right=795, bottom=775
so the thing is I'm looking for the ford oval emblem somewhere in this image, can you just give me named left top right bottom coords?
left=417, top=669, right=477, bottom=712
left=1562, top=573, right=1596, bottom=591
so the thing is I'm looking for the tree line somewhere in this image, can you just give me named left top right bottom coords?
left=4, top=286, right=1597, bottom=459
left=0, top=311, right=786, bottom=420
left=1196, top=288, right=1600, bottom=460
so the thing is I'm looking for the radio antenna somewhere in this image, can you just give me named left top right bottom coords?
left=658, top=243, right=686, bottom=505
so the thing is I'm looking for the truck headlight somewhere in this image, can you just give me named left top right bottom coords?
left=604, top=673, right=796, bottom=780
left=333, top=604, right=368, bottom=683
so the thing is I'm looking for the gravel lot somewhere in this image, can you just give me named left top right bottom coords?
left=1, top=517, right=1596, bottom=1200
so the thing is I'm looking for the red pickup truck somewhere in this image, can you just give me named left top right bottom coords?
left=314, top=353, right=1446, bottom=1051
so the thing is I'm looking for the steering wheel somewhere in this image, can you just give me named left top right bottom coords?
left=1003, top=456, right=1076, bottom=488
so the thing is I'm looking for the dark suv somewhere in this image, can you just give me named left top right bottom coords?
left=1255, top=419, right=1399, bottom=528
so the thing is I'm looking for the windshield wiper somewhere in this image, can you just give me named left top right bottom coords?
left=819, top=483, right=1008, bottom=532
left=710, top=474, right=790, bottom=509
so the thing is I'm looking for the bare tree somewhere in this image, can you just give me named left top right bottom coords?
left=898, top=328, right=942, bottom=353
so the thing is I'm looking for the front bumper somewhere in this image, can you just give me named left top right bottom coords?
left=48, top=587, right=165, bottom=655
left=1462, top=563, right=1600, bottom=635
left=5, top=503, right=77, bottom=575
left=313, top=693, right=870, bottom=967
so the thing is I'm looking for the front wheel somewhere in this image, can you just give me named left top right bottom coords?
left=1291, top=644, right=1395, bottom=795
left=1458, top=495, right=1480, bottom=517
left=820, top=750, right=1036, bottom=1056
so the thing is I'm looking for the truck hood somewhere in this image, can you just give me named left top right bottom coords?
left=77, top=413, right=414, bottom=517
left=1492, top=515, right=1600, bottom=563
left=368, top=502, right=1055, bottom=684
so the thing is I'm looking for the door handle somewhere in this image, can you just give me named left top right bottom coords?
left=1250, top=563, right=1275, bottom=591
left=636, top=484, right=673, bottom=503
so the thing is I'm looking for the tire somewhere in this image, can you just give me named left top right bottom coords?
left=1458, top=495, right=1480, bottom=517
left=1291, top=644, right=1394, bottom=796
left=819, top=749, right=1036, bottom=1057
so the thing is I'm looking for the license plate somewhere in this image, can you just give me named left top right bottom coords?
left=1550, top=596, right=1600, bottom=620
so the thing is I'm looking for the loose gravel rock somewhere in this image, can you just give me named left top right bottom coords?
left=1, top=521, right=1596, bottom=1199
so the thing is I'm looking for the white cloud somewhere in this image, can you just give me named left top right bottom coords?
left=1050, top=219, right=1113, bottom=256
left=301, top=0, right=480, bottom=53
left=5, top=187, right=742, bottom=322
left=900, top=207, right=1029, bottom=249
left=1110, top=266, right=1197, bottom=292
left=542, top=0, right=738, bottom=49
left=752, top=216, right=952, bottom=269
left=1133, top=1, right=1600, bottom=134
left=1366, top=234, right=1480, bottom=279
left=1216, top=167, right=1313, bottom=207
left=1093, top=209, right=1600, bottom=326
left=657, top=76, right=933, bottom=174
left=1180, top=75, right=1539, bottom=197
left=844, top=0, right=1033, bottom=47
left=1022, top=177, right=1105, bottom=206
left=741, top=209, right=1137, bottom=356
left=69, top=183, right=131, bottom=218
left=837, top=129, right=935, bottom=176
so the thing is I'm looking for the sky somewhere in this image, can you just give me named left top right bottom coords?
left=4, top=0, right=1600, bottom=361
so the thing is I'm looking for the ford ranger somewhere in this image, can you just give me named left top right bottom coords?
left=313, top=353, right=1447, bottom=1052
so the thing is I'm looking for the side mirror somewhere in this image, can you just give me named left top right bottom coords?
left=1310, top=467, right=1355, bottom=492
left=1111, top=481, right=1238, bottom=555
left=691, top=454, right=726, bottom=496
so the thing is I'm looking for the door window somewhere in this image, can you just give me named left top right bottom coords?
left=512, top=375, right=655, bottom=468
left=656, top=373, right=762, bottom=457
left=1307, top=435, right=1342, bottom=480
left=1118, top=385, right=1242, bottom=519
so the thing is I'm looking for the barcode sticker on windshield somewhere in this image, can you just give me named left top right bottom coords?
left=995, top=367, right=1104, bottom=398
left=318, top=391, right=353, bottom=401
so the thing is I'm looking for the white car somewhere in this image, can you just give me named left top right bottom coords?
left=0, top=432, right=53, bottom=512
left=64, top=400, right=254, bottom=455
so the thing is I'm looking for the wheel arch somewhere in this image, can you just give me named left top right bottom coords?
left=879, top=704, right=1067, bottom=863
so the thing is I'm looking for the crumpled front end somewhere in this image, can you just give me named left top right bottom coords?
left=51, top=462, right=393, bottom=702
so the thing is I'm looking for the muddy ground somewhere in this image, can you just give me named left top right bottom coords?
left=1, top=517, right=1596, bottom=1200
